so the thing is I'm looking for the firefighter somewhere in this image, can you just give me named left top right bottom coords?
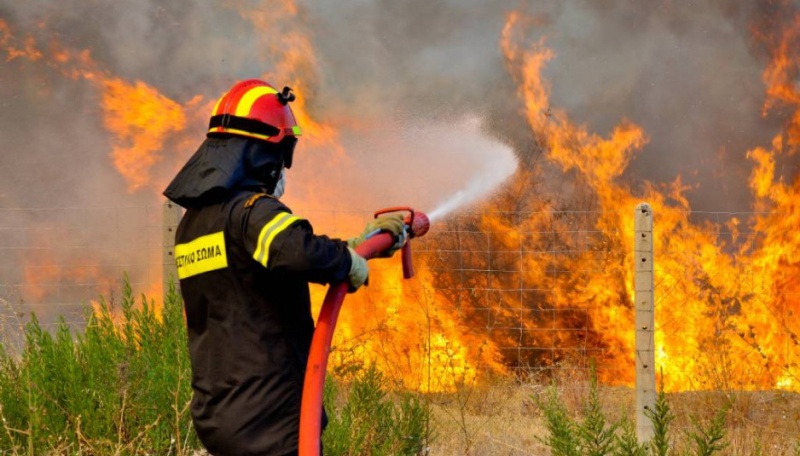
left=163, top=79, right=404, bottom=456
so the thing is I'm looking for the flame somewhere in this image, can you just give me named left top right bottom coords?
left=0, top=20, right=199, bottom=192
left=733, top=16, right=800, bottom=391
left=0, top=19, right=42, bottom=62
left=499, top=10, right=800, bottom=391
left=756, top=13, right=800, bottom=147
left=311, top=261, right=506, bottom=391
left=1, top=19, right=197, bottom=323
left=234, top=0, right=342, bottom=151
left=6, top=3, right=799, bottom=396
left=21, top=256, right=107, bottom=302
left=100, top=78, right=187, bottom=192
left=2, top=5, right=498, bottom=393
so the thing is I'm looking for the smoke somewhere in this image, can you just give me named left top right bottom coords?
left=502, top=0, right=798, bottom=211
left=302, top=0, right=796, bottom=212
left=1, top=0, right=798, bottom=319
left=3, top=1, right=791, bottom=208
left=330, top=116, right=518, bottom=220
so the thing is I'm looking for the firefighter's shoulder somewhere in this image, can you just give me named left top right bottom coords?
left=241, top=192, right=293, bottom=214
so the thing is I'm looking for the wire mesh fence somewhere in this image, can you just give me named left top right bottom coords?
left=409, top=209, right=638, bottom=386
left=0, top=205, right=163, bottom=343
left=1, top=202, right=797, bottom=395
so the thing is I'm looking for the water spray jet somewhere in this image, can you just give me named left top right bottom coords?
left=426, top=165, right=513, bottom=222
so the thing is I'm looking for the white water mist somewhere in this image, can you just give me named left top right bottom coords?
left=426, top=118, right=517, bottom=222
left=327, top=116, right=517, bottom=220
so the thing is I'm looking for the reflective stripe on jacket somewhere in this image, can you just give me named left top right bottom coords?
left=175, top=190, right=350, bottom=456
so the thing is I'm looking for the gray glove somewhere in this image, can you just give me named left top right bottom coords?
left=347, top=247, right=369, bottom=292
left=347, top=213, right=406, bottom=258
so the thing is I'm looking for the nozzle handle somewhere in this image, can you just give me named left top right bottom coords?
left=401, top=242, right=414, bottom=279
left=373, top=206, right=429, bottom=278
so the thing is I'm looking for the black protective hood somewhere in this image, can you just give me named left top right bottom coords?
left=163, top=136, right=283, bottom=209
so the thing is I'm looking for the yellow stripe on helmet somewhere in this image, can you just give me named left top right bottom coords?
left=253, top=212, right=302, bottom=267
left=235, top=86, right=279, bottom=117
left=208, top=126, right=273, bottom=142
left=211, top=91, right=228, bottom=116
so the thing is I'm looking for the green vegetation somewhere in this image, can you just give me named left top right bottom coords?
left=0, top=279, right=429, bottom=455
left=535, top=366, right=733, bottom=456
left=4, top=279, right=795, bottom=455
left=646, top=387, right=674, bottom=456
left=323, top=365, right=429, bottom=456
left=0, top=279, right=197, bottom=455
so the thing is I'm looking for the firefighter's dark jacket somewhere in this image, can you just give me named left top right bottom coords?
left=164, top=138, right=350, bottom=455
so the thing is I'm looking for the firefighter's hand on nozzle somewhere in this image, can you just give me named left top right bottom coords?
left=347, top=213, right=405, bottom=258
left=347, top=247, right=369, bottom=293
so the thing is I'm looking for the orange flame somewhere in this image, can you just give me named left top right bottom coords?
left=3, top=5, right=502, bottom=393
left=100, top=78, right=187, bottom=192
left=8, top=4, right=798, bottom=396
left=500, top=10, right=800, bottom=391
left=0, top=19, right=42, bottom=62
left=311, top=264, right=507, bottom=391
left=21, top=256, right=107, bottom=302
left=235, top=0, right=342, bottom=151
left=756, top=14, right=800, bottom=147
left=0, top=20, right=200, bottom=192
left=1, top=19, right=198, bottom=327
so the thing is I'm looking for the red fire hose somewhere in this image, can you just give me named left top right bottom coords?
left=298, top=208, right=430, bottom=456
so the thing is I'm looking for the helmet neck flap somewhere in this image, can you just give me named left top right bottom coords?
left=163, top=136, right=293, bottom=208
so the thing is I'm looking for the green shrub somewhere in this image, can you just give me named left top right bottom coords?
left=0, top=277, right=431, bottom=455
left=579, top=370, right=618, bottom=456
left=614, top=415, right=646, bottom=456
left=536, top=384, right=581, bottom=456
left=0, top=277, right=198, bottom=455
left=645, top=389, right=674, bottom=456
left=535, top=367, right=729, bottom=456
left=686, top=403, right=729, bottom=456
left=322, top=365, right=429, bottom=455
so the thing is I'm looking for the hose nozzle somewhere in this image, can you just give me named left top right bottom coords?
left=373, top=207, right=429, bottom=279
left=374, top=207, right=429, bottom=238
left=407, top=211, right=430, bottom=239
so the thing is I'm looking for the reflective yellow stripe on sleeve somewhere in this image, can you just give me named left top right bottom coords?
left=175, top=231, right=228, bottom=279
left=253, top=212, right=301, bottom=267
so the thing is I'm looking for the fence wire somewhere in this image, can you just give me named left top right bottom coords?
left=0, top=205, right=162, bottom=335
left=1, top=204, right=797, bottom=394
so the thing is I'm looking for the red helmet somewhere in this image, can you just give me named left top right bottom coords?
left=207, top=79, right=302, bottom=144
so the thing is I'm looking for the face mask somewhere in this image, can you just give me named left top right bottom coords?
left=272, top=168, right=286, bottom=199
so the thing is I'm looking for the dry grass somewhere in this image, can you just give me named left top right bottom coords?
left=426, top=376, right=549, bottom=455
left=3, top=294, right=797, bottom=455
left=424, top=375, right=800, bottom=456
left=669, top=390, right=800, bottom=456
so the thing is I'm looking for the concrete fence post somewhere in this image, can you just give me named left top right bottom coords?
left=162, top=200, right=183, bottom=299
left=634, top=202, right=656, bottom=443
